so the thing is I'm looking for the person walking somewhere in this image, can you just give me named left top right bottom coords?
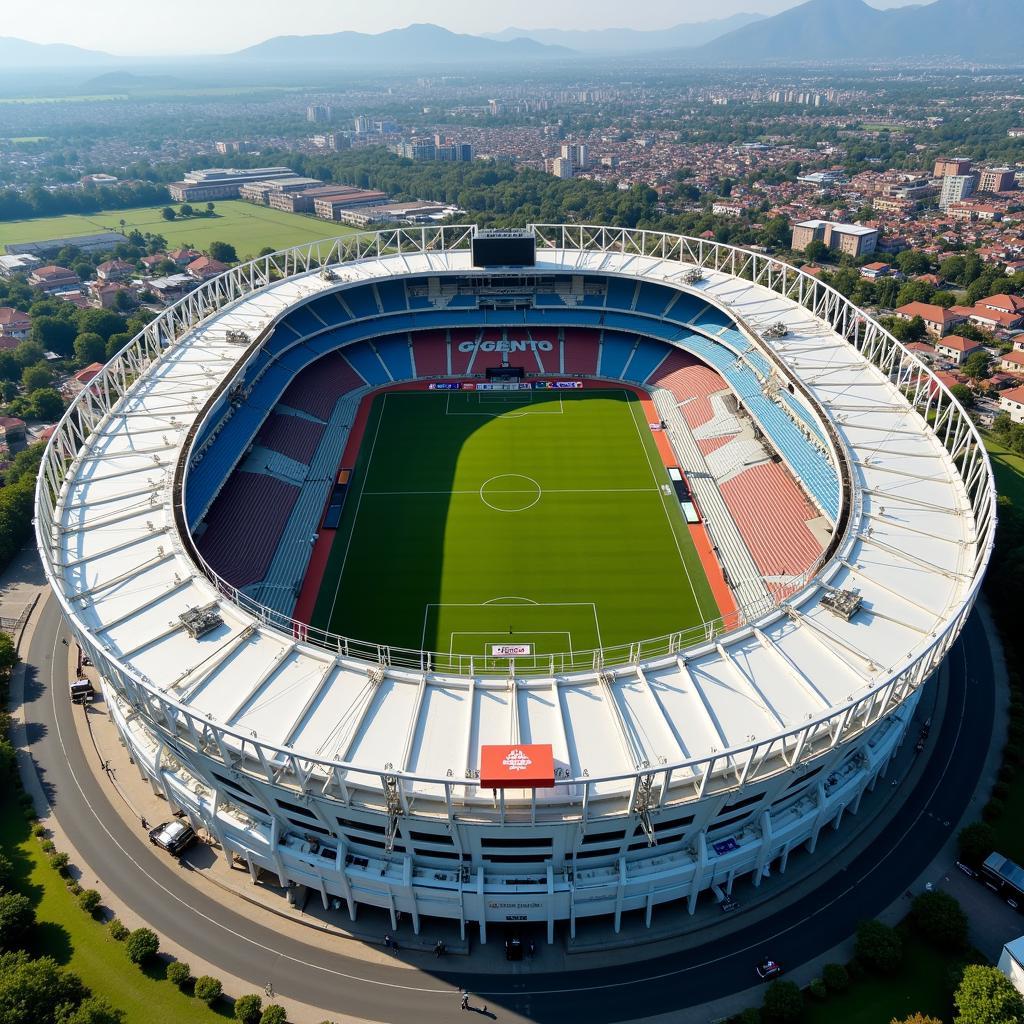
left=460, top=990, right=470, bottom=1011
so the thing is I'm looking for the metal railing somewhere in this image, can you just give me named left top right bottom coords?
left=35, top=225, right=996, bottom=803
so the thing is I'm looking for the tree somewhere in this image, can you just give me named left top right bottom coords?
left=194, top=976, right=223, bottom=1004
left=105, top=333, right=131, bottom=360
left=957, top=822, right=995, bottom=866
left=57, top=995, right=126, bottom=1024
left=855, top=918, right=903, bottom=973
left=950, top=384, right=974, bottom=408
left=123, top=927, right=159, bottom=965
left=76, top=309, right=125, bottom=342
left=259, top=1006, right=287, bottom=1024
left=161, top=207, right=176, bottom=221
left=30, top=316, right=76, bottom=357
left=890, top=1015, right=942, bottom=1024
left=207, top=241, right=237, bottom=264
left=961, top=349, right=991, bottom=380
left=13, top=340, right=46, bottom=368
left=896, top=250, right=932, bottom=276
left=166, top=961, right=190, bottom=988
left=0, top=893, right=34, bottom=950
left=0, top=634, right=17, bottom=675
left=897, top=280, right=936, bottom=307
left=179, top=204, right=194, bottom=218
left=21, top=362, right=52, bottom=392
left=761, top=980, right=802, bottom=1023
left=0, top=951, right=87, bottom=1024
left=821, top=962, right=849, bottom=992
left=25, top=389, right=65, bottom=422
left=77, top=889, right=102, bottom=915
left=206, top=202, right=215, bottom=214
left=73, top=333, right=106, bottom=365
left=910, top=891, right=968, bottom=951
left=953, top=964, right=1024, bottom=1024
left=234, top=993, right=263, bottom=1024
left=802, top=239, right=829, bottom=263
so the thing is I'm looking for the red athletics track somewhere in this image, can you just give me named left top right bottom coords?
left=292, top=379, right=736, bottom=627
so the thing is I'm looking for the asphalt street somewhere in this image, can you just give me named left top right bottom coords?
left=22, top=593, right=996, bottom=1023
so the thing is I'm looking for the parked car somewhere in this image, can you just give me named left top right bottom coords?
left=148, top=820, right=196, bottom=856
left=756, top=958, right=783, bottom=981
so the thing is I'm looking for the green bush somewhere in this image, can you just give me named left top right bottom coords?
left=909, top=890, right=968, bottom=952
left=39, top=839, right=54, bottom=854
left=260, top=1005, right=287, bottom=1024
left=77, top=889, right=102, bottom=915
left=807, top=977, right=827, bottom=1000
left=166, top=961, right=191, bottom=988
left=821, top=962, right=849, bottom=993
left=0, top=852, right=13, bottom=890
left=0, top=892, right=35, bottom=950
left=48, top=851, right=70, bottom=874
left=30, top=823, right=45, bottom=837
left=761, top=979, right=802, bottom=1023
left=234, top=993, right=263, bottom=1024
left=734, top=1011, right=761, bottom=1024
left=194, top=975, right=222, bottom=1005
left=957, top=821, right=995, bottom=866
left=123, top=927, right=159, bottom=965
left=982, top=798, right=1005, bottom=822
left=854, top=919, right=903, bottom=973
left=953, top=963, right=1024, bottom=1023
left=107, top=918, right=129, bottom=941
left=66, top=881, right=82, bottom=896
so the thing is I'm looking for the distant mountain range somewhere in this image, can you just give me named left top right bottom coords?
left=232, top=24, right=568, bottom=63
left=693, top=0, right=1024, bottom=62
left=2, top=2, right=1024, bottom=70
left=483, top=14, right=765, bottom=53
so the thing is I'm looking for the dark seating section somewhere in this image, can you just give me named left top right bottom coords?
left=255, top=412, right=325, bottom=465
left=279, top=353, right=365, bottom=420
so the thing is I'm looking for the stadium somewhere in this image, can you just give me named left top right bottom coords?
left=36, top=224, right=995, bottom=942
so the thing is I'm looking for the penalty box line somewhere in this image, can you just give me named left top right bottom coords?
left=422, top=601, right=602, bottom=653
left=445, top=631, right=575, bottom=658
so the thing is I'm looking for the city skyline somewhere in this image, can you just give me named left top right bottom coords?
left=3, top=0, right=928, bottom=57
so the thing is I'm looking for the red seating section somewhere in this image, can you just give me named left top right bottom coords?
left=411, top=330, right=449, bottom=376
left=648, top=349, right=726, bottom=430
left=562, top=329, right=599, bottom=375
left=279, top=352, right=364, bottom=420
left=256, top=412, right=325, bottom=464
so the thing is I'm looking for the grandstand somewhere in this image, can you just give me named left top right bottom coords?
left=37, top=225, right=994, bottom=941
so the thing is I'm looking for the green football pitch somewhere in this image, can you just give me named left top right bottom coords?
left=311, top=389, right=718, bottom=671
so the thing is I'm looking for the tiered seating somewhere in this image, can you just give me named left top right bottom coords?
left=341, top=340, right=390, bottom=386
left=197, top=472, right=300, bottom=588
left=649, top=349, right=727, bottom=430
left=255, top=412, right=325, bottom=465
left=622, top=337, right=668, bottom=384
left=562, top=329, right=599, bottom=374
left=279, top=352, right=364, bottom=420
left=449, top=328, right=477, bottom=374
left=605, top=278, right=636, bottom=311
left=598, top=332, right=635, bottom=379
left=719, top=461, right=823, bottom=594
left=340, top=285, right=379, bottom=320
left=376, top=280, right=408, bottom=313
left=305, top=293, right=351, bottom=328
left=692, top=305, right=734, bottom=334
left=411, top=330, right=449, bottom=376
left=375, top=335, right=414, bottom=380
left=663, top=292, right=706, bottom=325
left=473, top=329, right=507, bottom=372
left=529, top=331, right=558, bottom=374
left=634, top=283, right=672, bottom=317
left=281, top=304, right=325, bottom=341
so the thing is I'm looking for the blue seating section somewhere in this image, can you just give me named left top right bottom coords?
left=342, top=340, right=390, bottom=386
left=281, top=305, right=325, bottom=340
left=692, top=305, right=734, bottom=332
left=341, top=286, right=379, bottom=320
left=622, top=338, right=668, bottom=384
left=599, top=332, right=634, bottom=379
left=779, top=390, right=827, bottom=444
left=534, top=293, right=566, bottom=306
left=634, top=284, right=672, bottom=317
left=605, top=278, right=636, bottom=311
left=376, top=280, right=408, bottom=313
left=375, top=335, right=413, bottom=380
left=307, top=294, right=351, bottom=325
left=663, top=293, right=706, bottom=324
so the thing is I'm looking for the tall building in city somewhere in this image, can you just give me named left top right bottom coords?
left=939, top=174, right=979, bottom=210
left=561, top=143, right=589, bottom=170
left=934, top=157, right=972, bottom=178
left=979, top=167, right=1016, bottom=193
left=791, top=219, right=879, bottom=258
left=353, top=115, right=369, bottom=134
left=306, top=105, right=332, bottom=124
left=551, top=156, right=574, bottom=179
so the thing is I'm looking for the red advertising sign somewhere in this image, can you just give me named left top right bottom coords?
left=480, top=744, right=555, bottom=789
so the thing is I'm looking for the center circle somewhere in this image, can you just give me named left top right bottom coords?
left=479, top=474, right=542, bottom=513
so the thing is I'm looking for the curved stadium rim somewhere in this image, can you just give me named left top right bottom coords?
left=34, top=224, right=997, bottom=795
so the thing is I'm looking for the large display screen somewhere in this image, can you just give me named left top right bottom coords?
left=471, top=230, right=536, bottom=267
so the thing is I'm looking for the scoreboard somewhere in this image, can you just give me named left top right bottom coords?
left=471, top=229, right=536, bottom=268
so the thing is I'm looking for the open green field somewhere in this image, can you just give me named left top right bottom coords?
left=984, top=434, right=1024, bottom=510
left=312, top=389, right=717, bottom=671
left=0, top=201, right=357, bottom=260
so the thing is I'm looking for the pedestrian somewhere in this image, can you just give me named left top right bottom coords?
left=140, top=816, right=149, bottom=830
left=460, top=991, right=470, bottom=1011
left=384, top=933, right=392, bottom=949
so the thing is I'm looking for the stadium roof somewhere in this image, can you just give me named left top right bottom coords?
left=41, top=238, right=984, bottom=801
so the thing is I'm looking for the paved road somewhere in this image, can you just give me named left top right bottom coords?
left=23, top=594, right=995, bottom=1023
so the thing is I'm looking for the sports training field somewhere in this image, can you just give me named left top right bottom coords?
left=311, top=389, right=718, bottom=671
left=0, top=201, right=356, bottom=259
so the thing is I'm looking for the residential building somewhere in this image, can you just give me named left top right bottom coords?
left=0, top=417, right=26, bottom=448
left=95, top=259, right=133, bottom=282
left=0, top=308, right=31, bottom=341
left=168, top=168, right=295, bottom=203
left=29, top=265, right=79, bottom=293
left=791, top=220, right=879, bottom=258
left=561, top=143, right=589, bottom=170
left=215, top=141, right=251, bottom=156
left=80, top=173, right=118, bottom=187
left=860, top=261, right=891, bottom=280
left=979, top=167, right=1016, bottom=193
left=306, top=104, right=332, bottom=124
left=0, top=254, right=40, bottom=277
left=551, top=156, right=574, bottom=180
left=167, top=248, right=201, bottom=266
left=712, top=202, right=745, bottom=217
left=934, top=335, right=981, bottom=365
left=147, top=274, right=196, bottom=302
left=934, top=157, right=972, bottom=178
left=893, top=301, right=967, bottom=336
left=954, top=302, right=1024, bottom=332
left=185, top=256, right=230, bottom=281
left=336, top=201, right=460, bottom=228
left=939, top=174, right=979, bottom=210
left=1000, top=351, right=1024, bottom=374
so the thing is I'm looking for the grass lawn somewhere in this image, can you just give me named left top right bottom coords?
left=0, top=797, right=224, bottom=1024
left=312, top=389, right=717, bottom=672
left=0, top=201, right=358, bottom=260
left=983, top=434, right=1024, bottom=509
left=802, top=931, right=959, bottom=1024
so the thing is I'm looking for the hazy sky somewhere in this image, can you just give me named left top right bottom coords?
left=6, top=0, right=930, bottom=55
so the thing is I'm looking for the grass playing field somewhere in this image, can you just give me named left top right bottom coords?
left=311, top=388, right=718, bottom=672
left=0, top=201, right=357, bottom=260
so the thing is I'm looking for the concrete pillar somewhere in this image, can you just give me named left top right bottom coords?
left=334, top=845, right=356, bottom=920
left=404, top=857, right=420, bottom=935
left=613, top=858, right=627, bottom=933
left=476, top=867, right=487, bottom=945
left=687, top=834, right=708, bottom=915
left=753, top=811, right=773, bottom=888
left=779, top=842, right=791, bottom=875
left=546, top=865, right=555, bottom=945
left=644, top=890, right=654, bottom=929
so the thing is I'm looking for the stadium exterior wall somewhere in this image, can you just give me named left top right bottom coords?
left=35, top=226, right=994, bottom=936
